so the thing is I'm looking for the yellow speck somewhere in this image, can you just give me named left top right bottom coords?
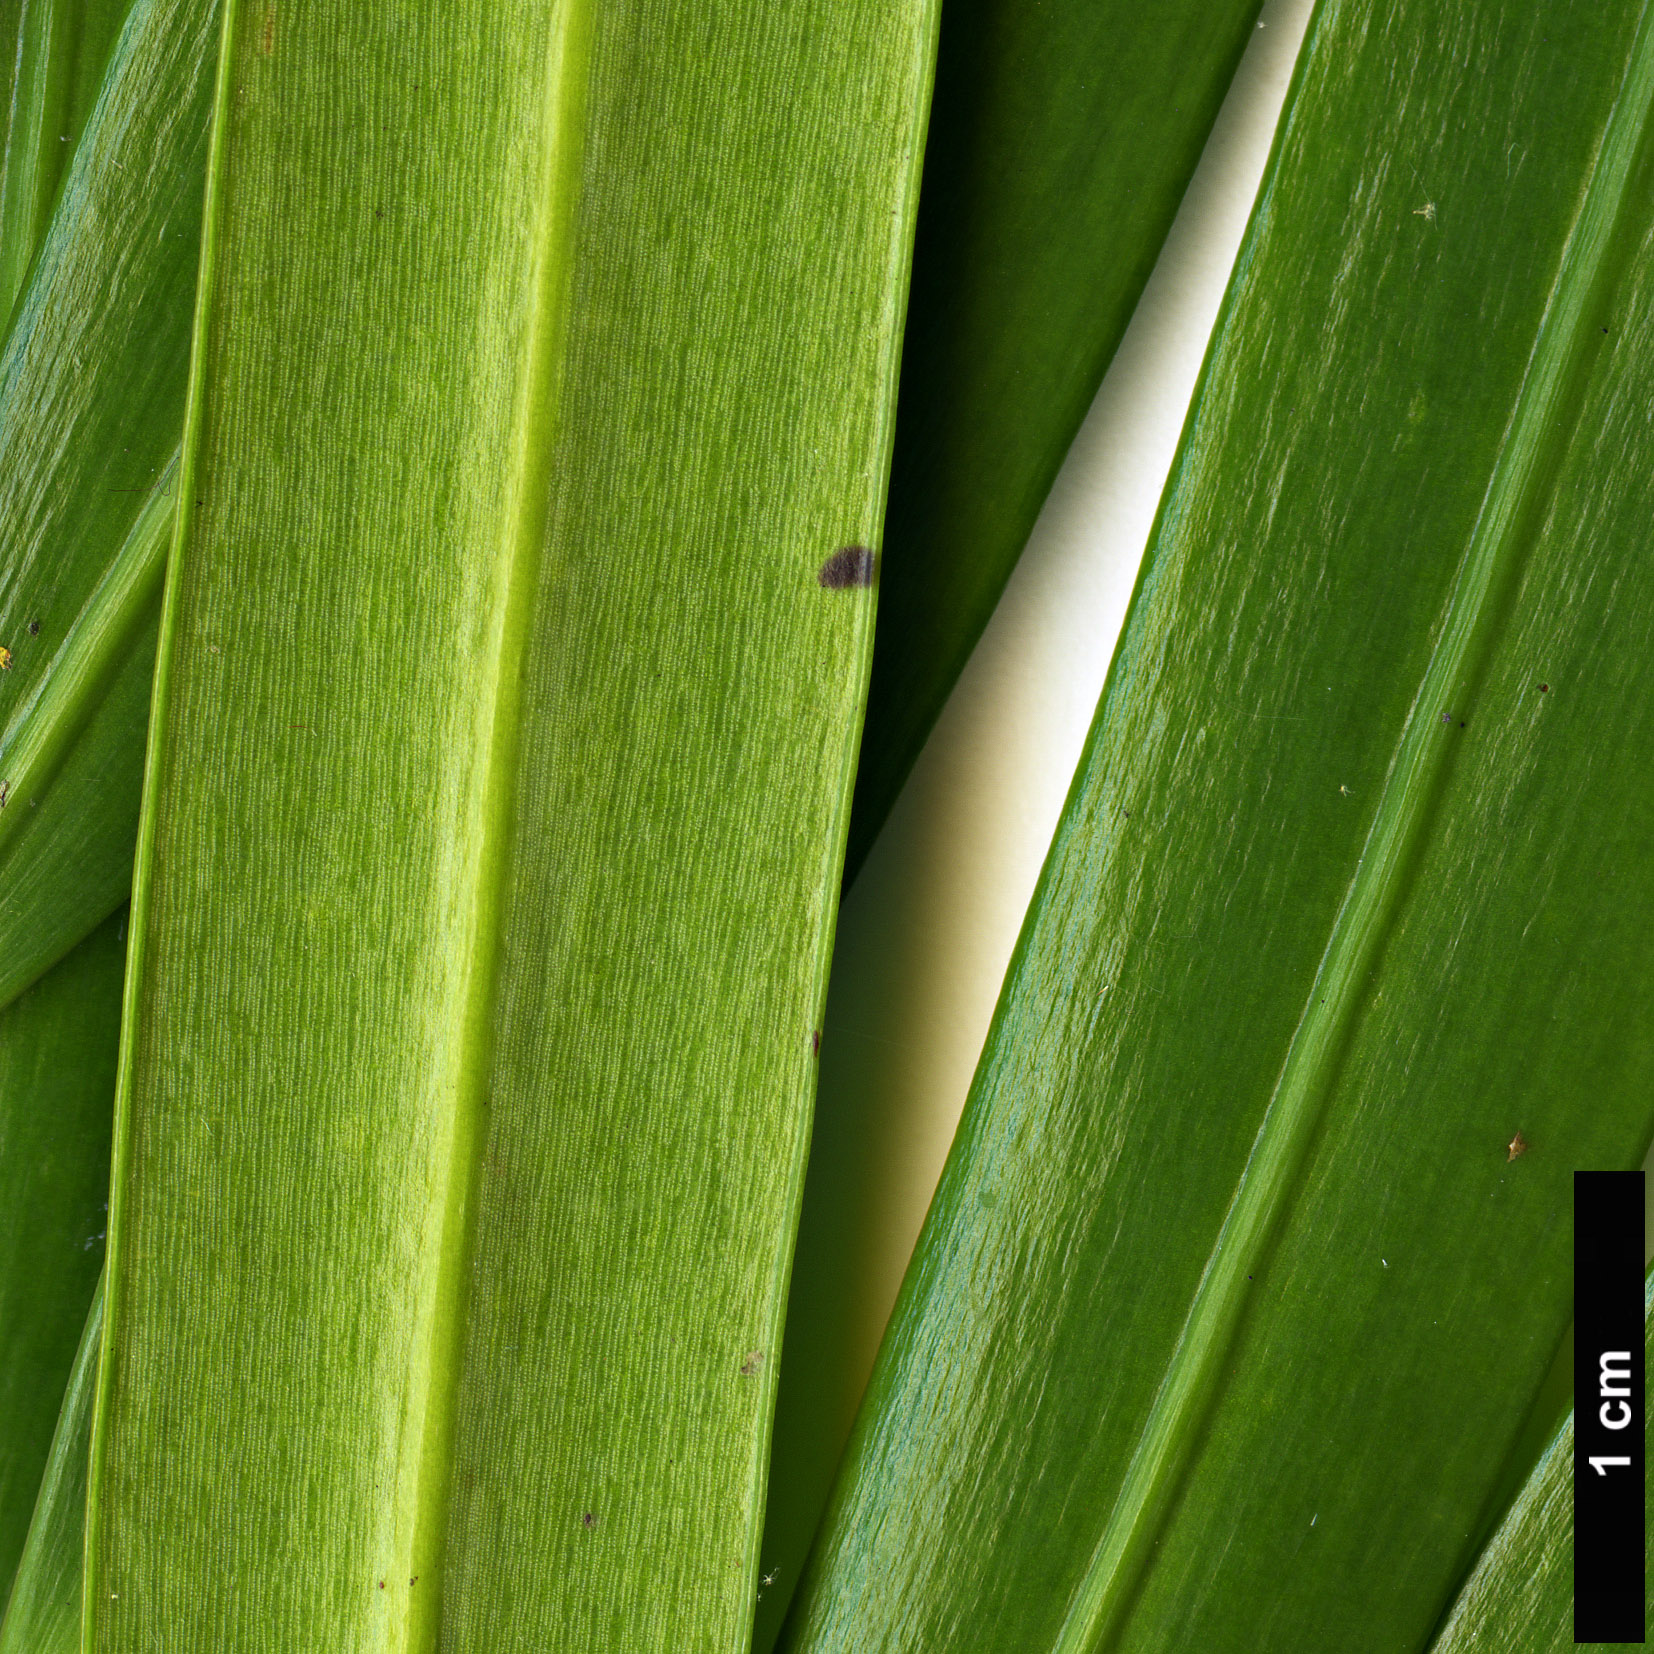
left=0, top=646, right=12, bottom=670
left=1507, top=1130, right=1528, bottom=1162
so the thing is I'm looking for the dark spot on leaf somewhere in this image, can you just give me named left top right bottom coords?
left=26, top=619, right=39, bottom=636
left=811, top=1030, right=820, bottom=1056
left=0, top=782, right=8, bottom=809
left=1539, top=683, right=1549, bottom=693
left=582, top=1512, right=597, bottom=1530
left=818, top=546, right=877, bottom=590
left=409, top=1577, right=418, bottom=1586
left=378, top=1580, right=385, bottom=1589
left=740, top=1350, right=764, bottom=1376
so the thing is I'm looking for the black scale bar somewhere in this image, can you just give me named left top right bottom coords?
left=1575, top=1169, right=1645, bottom=1643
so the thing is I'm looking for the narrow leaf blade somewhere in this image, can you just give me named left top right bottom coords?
left=88, top=1, right=939, bottom=1649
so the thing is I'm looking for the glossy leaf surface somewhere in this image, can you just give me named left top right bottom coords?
left=0, top=0, right=131, bottom=323
left=785, top=1, right=1654, bottom=1648
left=843, top=0, right=1263, bottom=874
left=87, top=1, right=937, bottom=1650
left=0, top=914, right=121, bottom=1599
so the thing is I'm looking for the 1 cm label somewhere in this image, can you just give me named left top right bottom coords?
left=1589, top=1347, right=1635, bottom=1477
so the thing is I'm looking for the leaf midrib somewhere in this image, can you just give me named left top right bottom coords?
left=85, top=3, right=597, bottom=1647
left=1050, top=7, right=1654, bottom=1649
left=398, top=3, right=593, bottom=1647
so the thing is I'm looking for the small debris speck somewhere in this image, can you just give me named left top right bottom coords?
left=1508, top=1130, right=1528, bottom=1161
left=817, top=546, right=877, bottom=589
left=1539, top=683, right=1549, bottom=693
left=26, top=619, right=39, bottom=636
left=582, top=1512, right=597, bottom=1530
left=740, top=1350, right=764, bottom=1377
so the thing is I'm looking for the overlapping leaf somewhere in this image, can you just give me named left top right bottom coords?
left=0, top=1276, right=101, bottom=1653
left=755, top=2, right=1273, bottom=1637
left=0, top=916, right=121, bottom=1600
left=843, top=0, right=1264, bottom=876
left=0, top=0, right=132, bottom=322
left=0, top=0, right=214, bottom=1008
left=785, top=0, right=1654, bottom=1647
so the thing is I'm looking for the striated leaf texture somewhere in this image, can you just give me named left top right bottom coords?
left=0, top=0, right=215, bottom=1009
left=87, top=0, right=939, bottom=1650
left=842, top=0, right=1264, bottom=875
left=784, top=0, right=1654, bottom=1649
left=0, top=1277, right=101, bottom=1654
left=0, top=915, right=121, bottom=1601
left=1425, top=1272, right=1651, bottom=1654
left=0, top=8, right=20, bottom=227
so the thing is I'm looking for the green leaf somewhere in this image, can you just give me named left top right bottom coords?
left=0, top=10, right=22, bottom=207
left=0, top=1274, right=101, bottom=1654
left=0, top=0, right=133, bottom=324
left=1425, top=1271, right=1652, bottom=1654
left=784, top=1, right=1654, bottom=1648
left=843, top=0, right=1265, bottom=875
left=0, top=0, right=215, bottom=1009
left=87, top=2, right=937, bottom=1650
left=0, top=913, right=122, bottom=1599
